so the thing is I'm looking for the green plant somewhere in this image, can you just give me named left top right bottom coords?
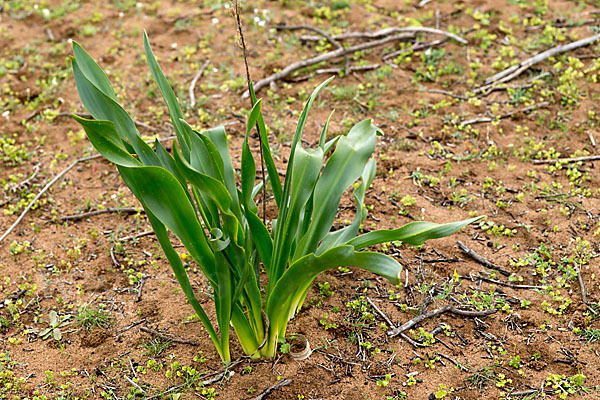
left=465, top=366, right=497, bottom=391
left=376, top=373, right=391, bottom=387
left=579, top=327, right=600, bottom=343
left=143, top=337, right=172, bottom=357
left=39, top=310, right=71, bottom=341
left=75, top=303, right=114, bottom=329
left=435, top=383, right=454, bottom=398
left=71, top=33, right=481, bottom=363
left=509, top=355, right=521, bottom=368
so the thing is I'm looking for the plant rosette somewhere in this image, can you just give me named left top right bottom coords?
left=71, top=32, right=482, bottom=363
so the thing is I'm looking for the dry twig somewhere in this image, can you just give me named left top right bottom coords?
left=388, top=304, right=496, bottom=337
left=525, top=19, right=599, bottom=31
left=575, top=262, right=588, bottom=304
left=427, top=89, right=468, bottom=100
left=289, top=64, right=381, bottom=82
left=245, top=32, right=414, bottom=95
left=252, top=379, right=292, bottom=400
left=299, top=26, right=467, bottom=44
left=366, top=296, right=397, bottom=330
left=9, top=163, right=41, bottom=192
left=457, top=240, right=511, bottom=276
left=0, top=154, right=99, bottom=243
left=382, top=37, right=445, bottom=61
left=275, top=24, right=349, bottom=74
left=475, top=33, right=600, bottom=94
left=460, top=101, right=550, bottom=126
left=60, top=207, right=141, bottom=222
left=470, top=274, right=544, bottom=290
left=532, top=155, right=600, bottom=165
left=437, top=352, right=469, bottom=372
left=110, top=246, right=121, bottom=268
left=118, top=230, right=154, bottom=242
left=136, top=275, right=148, bottom=302
left=139, top=326, right=200, bottom=346
left=189, top=59, right=210, bottom=108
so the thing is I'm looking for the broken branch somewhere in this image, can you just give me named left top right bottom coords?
left=139, top=326, right=200, bottom=346
left=299, top=26, right=467, bottom=44
left=457, top=240, right=511, bottom=276
left=59, top=207, right=141, bottom=222
left=189, top=59, right=210, bottom=108
left=476, top=33, right=600, bottom=93
left=460, top=101, right=550, bottom=126
left=532, top=155, right=600, bottom=164
left=244, top=32, right=414, bottom=96
left=388, top=305, right=496, bottom=337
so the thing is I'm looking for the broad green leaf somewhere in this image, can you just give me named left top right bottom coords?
left=289, top=76, right=334, bottom=153
left=231, top=304, right=261, bottom=358
left=244, top=209, right=273, bottom=272
left=186, top=126, right=223, bottom=179
left=172, top=143, right=233, bottom=210
left=241, top=100, right=261, bottom=208
left=316, top=158, right=376, bottom=253
left=143, top=31, right=191, bottom=158
left=154, top=139, right=192, bottom=199
left=295, top=119, right=378, bottom=258
left=279, top=77, right=333, bottom=206
left=347, top=216, right=484, bottom=249
left=274, top=77, right=333, bottom=265
left=173, top=139, right=242, bottom=241
left=143, top=207, right=224, bottom=361
left=73, top=116, right=140, bottom=167
left=318, top=110, right=335, bottom=149
left=174, top=142, right=242, bottom=242
left=249, top=81, right=282, bottom=208
left=323, top=136, right=340, bottom=155
left=72, top=42, right=117, bottom=101
left=118, top=165, right=217, bottom=283
left=214, top=252, right=232, bottom=360
left=264, top=245, right=402, bottom=355
left=237, top=266, right=265, bottom=347
left=204, top=126, right=242, bottom=220
left=271, top=144, right=323, bottom=283
left=72, top=58, right=161, bottom=167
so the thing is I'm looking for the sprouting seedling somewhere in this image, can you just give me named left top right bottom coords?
left=39, top=310, right=71, bottom=341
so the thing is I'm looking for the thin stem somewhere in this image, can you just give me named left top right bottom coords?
left=235, top=1, right=267, bottom=224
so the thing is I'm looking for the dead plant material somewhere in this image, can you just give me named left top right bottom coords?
left=252, top=379, right=292, bottom=400
left=460, top=101, right=550, bottom=127
left=387, top=304, right=497, bottom=337
left=469, top=273, right=544, bottom=290
left=139, top=326, right=200, bottom=346
left=533, top=154, right=600, bottom=164
left=0, top=154, right=100, bottom=244
left=299, top=26, right=467, bottom=44
left=475, top=33, right=600, bottom=94
left=457, top=240, right=511, bottom=276
left=189, top=59, right=210, bottom=108
left=575, top=262, right=588, bottom=304
left=60, top=207, right=141, bottom=222
left=275, top=24, right=349, bottom=74
left=245, top=32, right=414, bottom=95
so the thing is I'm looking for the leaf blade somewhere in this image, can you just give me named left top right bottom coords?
left=347, top=216, right=484, bottom=249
